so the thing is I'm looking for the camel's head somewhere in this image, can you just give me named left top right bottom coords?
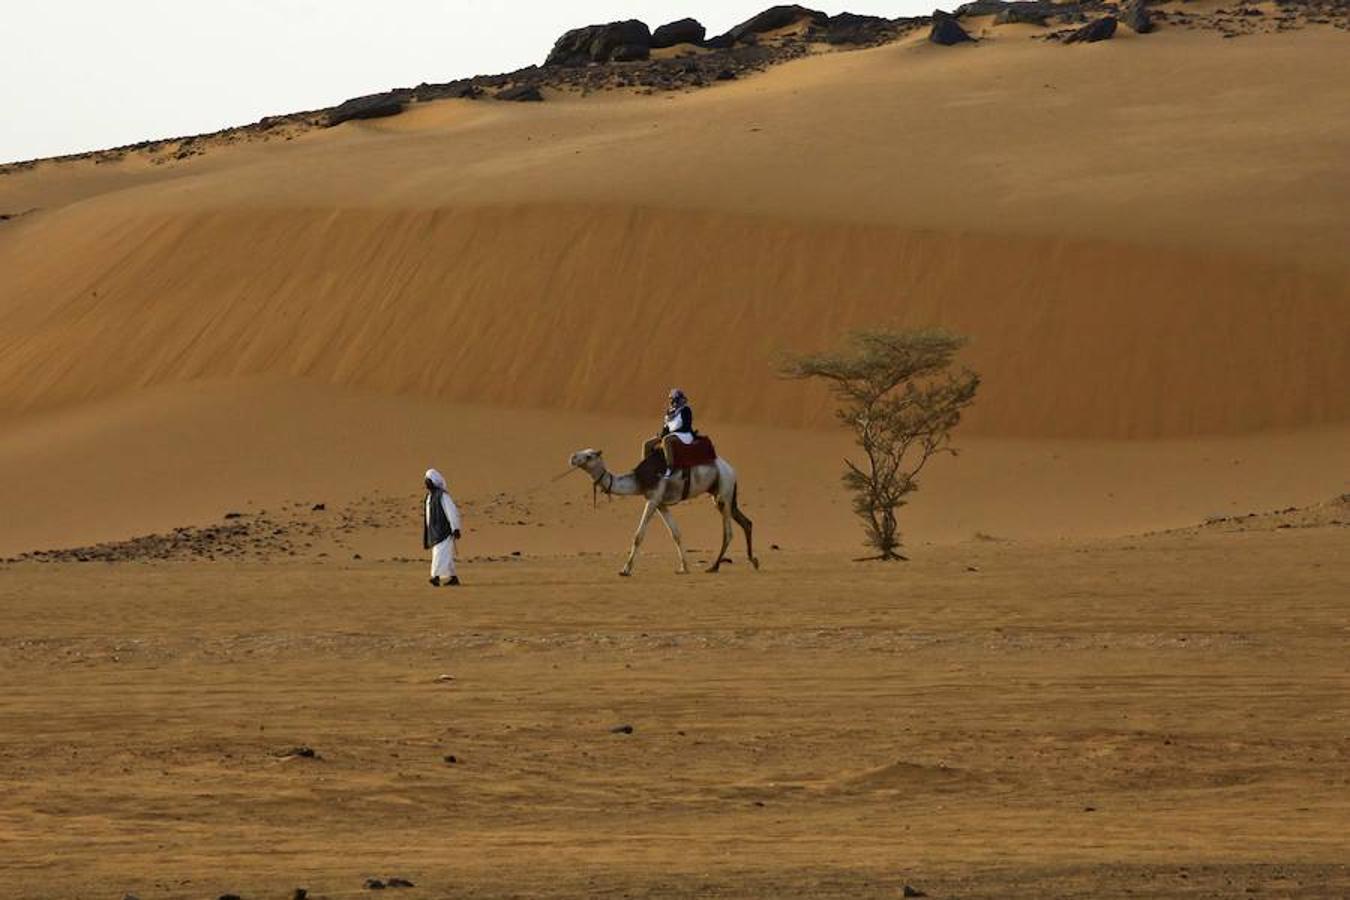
left=569, top=448, right=604, bottom=471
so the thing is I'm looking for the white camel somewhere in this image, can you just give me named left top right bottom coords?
left=569, top=448, right=759, bottom=577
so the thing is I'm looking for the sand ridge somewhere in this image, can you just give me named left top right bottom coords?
left=2, top=27, right=1348, bottom=439
left=4, top=0, right=1346, bottom=174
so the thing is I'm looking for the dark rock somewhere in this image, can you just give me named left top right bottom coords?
left=365, top=880, right=386, bottom=890
left=327, top=94, right=406, bottom=127
left=1063, top=15, right=1117, bottom=41
left=716, top=69, right=738, bottom=81
left=652, top=17, right=706, bottom=47
left=829, top=11, right=891, bottom=27
left=446, top=83, right=483, bottom=99
left=1124, top=1, right=1155, bottom=32
left=955, top=0, right=1015, bottom=14
left=903, top=887, right=928, bottom=899
left=611, top=43, right=651, bottom=62
left=546, top=20, right=652, bottom=66
left=610, top=724, right=635, bottom=734
left=224, top=511, right=244, bottom=519
left=995, top=4, right=1050, bottom=25
left=312, top=503, right=325, bottom=511
left=219, top=895, right=242, bottom=900
left=292, top=891, right=308, bottom=900
left=280, top=745, right=319, bottom=759
left=387, top=879, right=416, bottom=889
left=821, top=12, right=897, bottom=43
left=713, top=5, right=829, bottom=46
left=958, top=0, right=1070, bottom=18
left=497, top=85, right=544, bottom=102
left=444, top=754, right=459, bottom=764
left=929, top=9, right=976, bottom=43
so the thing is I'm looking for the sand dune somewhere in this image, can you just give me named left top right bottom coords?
left=2, top=30, right=1347, bottom=440
left=1, top=25, right=1346, bottom=557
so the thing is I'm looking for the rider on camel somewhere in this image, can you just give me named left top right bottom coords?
left=643, top=388, right=695, bottom=479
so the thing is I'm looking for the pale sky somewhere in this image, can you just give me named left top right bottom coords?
left=1, top=1, right=932, bottom=164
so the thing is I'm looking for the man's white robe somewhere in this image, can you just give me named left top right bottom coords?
left=664, top=409, right=695, bottom=444
left=425, top=469, right=462, bottom=580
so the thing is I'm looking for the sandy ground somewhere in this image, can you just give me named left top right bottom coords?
left=0, top=378, right=1345, bottom=561
left=2, top=524, right=1347, bottom=898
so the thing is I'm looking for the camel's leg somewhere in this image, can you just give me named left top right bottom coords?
left=707, top=501, right=734, bottom=573
left=731, top=485, right=759, bottom=570
left=656, top=506, right=690, bottom=574
left=620, top=500, right=660, bottom=577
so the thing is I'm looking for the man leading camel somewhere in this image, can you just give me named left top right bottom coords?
left=642, top=388, right=695, bottom=479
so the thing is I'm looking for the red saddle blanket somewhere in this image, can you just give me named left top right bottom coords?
left=672, top=435, right=718, bottom=469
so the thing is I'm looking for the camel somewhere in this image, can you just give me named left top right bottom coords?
left=568, top=448, right=759, bottom=577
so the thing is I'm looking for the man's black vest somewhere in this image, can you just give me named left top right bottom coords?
left=663, top=405, right=693, bottom=435
left=424, top=489, right=454, bottom=549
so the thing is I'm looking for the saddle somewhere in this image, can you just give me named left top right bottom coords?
left=633, top=435, right=719, bottom=493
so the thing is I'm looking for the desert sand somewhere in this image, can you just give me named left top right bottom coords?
left=3, top=24, right=1349, bottom=439
left=1, top=4, right=1347, bottom=897
left=3, top=525, right=1348, bottom=898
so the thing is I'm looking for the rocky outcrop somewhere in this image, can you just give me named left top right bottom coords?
left=954, top=0, right=1018, bottom=15
left=710, top=5, right=830, bottom=47
left=930, top=9, right=976, bottom=43
left=1063, top=15, right=1118, bottom=41
left=1124, top=1, right=1155, bottom=32
left=326, top=93, right=408, bottom=127
left=545, top=20, right=652, bottom=66
left=819, top=12, right=899, bottom=44
left=994, top=4, right=1051, bottom=25
left=497, top=85, right=543, bottom=102
left=651, top=18, right=706, bottom=48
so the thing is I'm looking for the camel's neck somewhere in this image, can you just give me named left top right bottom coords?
left=588, top=463, right=642, bottom=497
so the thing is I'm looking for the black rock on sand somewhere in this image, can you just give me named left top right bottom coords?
left=930, top=9, right=976, bottom=43
left=1064, top=15, right=1118, bottom=42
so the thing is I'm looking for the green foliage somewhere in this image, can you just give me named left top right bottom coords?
left=781, top=328, right=980, bottom=559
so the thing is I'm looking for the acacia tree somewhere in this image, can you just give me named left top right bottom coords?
left=781, top=328, right=980, bottom=560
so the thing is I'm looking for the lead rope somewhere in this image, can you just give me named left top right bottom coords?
left=545, top=465, right=614, bottom=510
left=511, top=465, right=614, bottom=515
left=592, top=471, right=614, bottom=509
